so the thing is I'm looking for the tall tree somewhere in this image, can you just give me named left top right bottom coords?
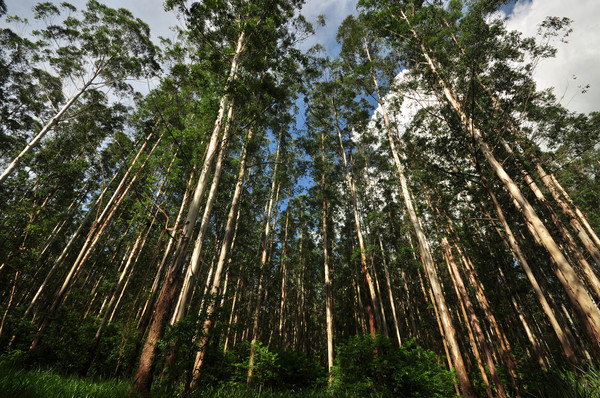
left=0, top=0, right=158, bottom=184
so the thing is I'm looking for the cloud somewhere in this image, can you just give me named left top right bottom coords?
left=2, top=0, right=180, bottom=94
left=101, top=0, right=180, bottom=43
left=503, top=0, right=600, bottom=114
left=298, top=0, right=358, bottom=56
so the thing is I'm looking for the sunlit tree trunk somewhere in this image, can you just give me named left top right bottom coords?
left=473, top=173, right=578, bottom=362
left=399, top=8, right=600, bottom=354
left=363, top=37, right=473, bottom=396
left=172, top=104, right=235, bottom=325
left=331, top=98, right=377, bottom=337
left=378, top=236, right=402, bottom=346
left=189, top=127, right=253, bottom=386
left=247, top=130, right=282, bottom=383
left=442, top=238, right=507, bottom=397
left=130, top=30, right=246, bottom=397
left=501, top=141, right=600, bottom=299
left=278, top=190, right=291, bottom=347
left=320, top=127, right=335, bottom=381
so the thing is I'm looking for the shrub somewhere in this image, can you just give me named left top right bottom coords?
left=330, top=335, right=455, bottom=397
left=193, top=341, right=324, bottom=391
left=275, top=349, right=325, bottom=389
left=528, top=365, right=600, bottom=398
left=5, top=306, right=131, bottom=378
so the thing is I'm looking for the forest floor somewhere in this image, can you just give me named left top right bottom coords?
left=0, top=363, right=346, bottom=398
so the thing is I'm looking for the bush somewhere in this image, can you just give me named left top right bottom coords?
left=193, top=341, right=324, bottom=391
left=276, top=349, right=325, bottom=389
left=330, top=335, right=455, bottom=397
left=4, top=306, right=132, bottom=378
left=526, top=365, right=600, bottom=398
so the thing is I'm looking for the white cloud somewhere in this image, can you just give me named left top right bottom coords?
left=298, top=0, right=357, bottom=56
left=101, top=0, right=180, bottom=43
left=1, top=0, right=179, bottom=94
left=3, top=0, right=180, bottom=43
left=503, top=0, right=600, bottom=114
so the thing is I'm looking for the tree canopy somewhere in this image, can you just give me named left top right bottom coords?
left=0, top=1, right=599, bottom=397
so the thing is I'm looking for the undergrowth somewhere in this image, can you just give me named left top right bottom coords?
left=0, top=362, right=130, bottom=398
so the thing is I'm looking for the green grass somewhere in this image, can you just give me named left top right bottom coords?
left=0, top=362, right=395, bottom=397
left=0, top=363, right=131, bottom=398
left=189, top=385, right=346, bottom=397
left=0, top=363, right=345, bottom=398
left=532, top=366, right=600, bottom=398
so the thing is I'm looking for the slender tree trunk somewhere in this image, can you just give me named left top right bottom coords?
left=0, top=74, right=98, bottom=184
left=320, top=128, right=335, bottom=381
left=278, top=190, right=291, bottom=347
left=444, top=249, right=492, bottom=397
left=0, top=271, right=18, bottom=341
left=135, top=165, right=195, bottom=340
left=247, top=131, right=282, bottom=383
left=443, top=238, right=507, bottom=397
left=502, top=141, right=600, bottom=298
left=190, top=128, right=252, bottom=388
left=130, top=29, right=246, bottom=396
left=474, top=173, right=578, bottom=362
left=331, top=98, right=377, bottom=337
left=223, top=273, right=243, bottom=353
left=363, top=36, right=474, bottom=395
left=399, top=8, right=600, bottom=353
left=188, top=127, right=253, bottom=387
left=378, top=236, right=402, bottom=346
left=172, top=104, right=235, bottom=325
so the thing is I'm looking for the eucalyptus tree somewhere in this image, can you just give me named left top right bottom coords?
left=360, top=0, right=600, bottom=367
left=130, top=0, right=307, bottom=394
left=335, top=13, right=477, bottom=395
left=0, top=0, right=159, bottom=184
left=303, top=54, right=342, bottom=376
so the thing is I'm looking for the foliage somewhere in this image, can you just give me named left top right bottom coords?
left=0, top=361, right=132, bottom=398
left=520, top=365, right=600, bottom=398
left=2, top=306, right=133, bottom=378
left=193, top=341, right=324, bottom=390
left=330, top=335, right=455, bottom=397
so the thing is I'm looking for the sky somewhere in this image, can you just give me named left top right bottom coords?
left=502, top=0, right=600, bottom=114
left=2, top=0, right=598, bottom=114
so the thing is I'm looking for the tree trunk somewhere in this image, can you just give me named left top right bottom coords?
left=443, top=238, right=507, bottom=398
left=399, top=8, right=600, bottom=354
left=363, top=35, right=474, bottom=396
left=331, top=98, right=377, bottom=337
left=130, top=30, right=246, bottom=397
left=320, top=127, right=335, bottom=381
left=172, top=103, right=235, bottom=325
left=378, top=236, right=402, bottom=346
left=189, top=127, right=253, bottom=387
left=278, top=190, right=291, bottom=347
left=247, top=130, right=282, bottom=383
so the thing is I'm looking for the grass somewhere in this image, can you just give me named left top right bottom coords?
left=533, top=366, right=600, bottom=398
left=0, top=362, right=346, bottom=398
left=0, top=363, right=131, bottom=398
left=189, top=385, right=350, bottom=397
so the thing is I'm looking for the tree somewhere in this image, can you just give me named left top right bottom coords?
left=0, top=0, right=159, bottom=184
